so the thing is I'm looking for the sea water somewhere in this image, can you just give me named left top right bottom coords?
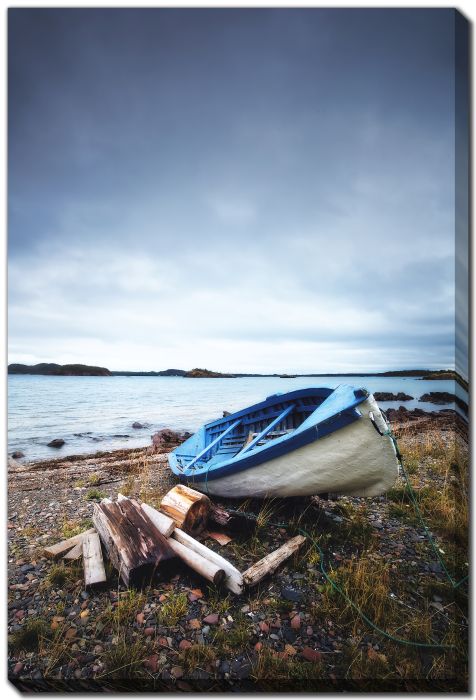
left=8, top=374, right=466, bottom=461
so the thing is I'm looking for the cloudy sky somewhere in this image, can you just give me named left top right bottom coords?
left=8, top=8, right=466, bottom=374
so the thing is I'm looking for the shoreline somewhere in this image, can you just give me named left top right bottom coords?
left=9, top=405, right=468, bottom=465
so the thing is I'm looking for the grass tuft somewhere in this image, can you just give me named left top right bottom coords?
left=10, top=619, right=50, bottom=652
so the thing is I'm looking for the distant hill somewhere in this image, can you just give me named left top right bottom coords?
left=8, top=363, right=111, bottom=376
left=184, top=368, right=236, bottom=378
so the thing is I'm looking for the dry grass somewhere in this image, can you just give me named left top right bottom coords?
left=180, top=643, right=216, bottom=673
left=251, top=647, right=323, bottom=682
left=392, top=429, right=468, bottom=549
left=156, top=591, right=188, bottom=627
left=104, top=589, right=146, bottom=626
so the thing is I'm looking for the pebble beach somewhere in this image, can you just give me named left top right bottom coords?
left=8, top=409, right=468, bottom=691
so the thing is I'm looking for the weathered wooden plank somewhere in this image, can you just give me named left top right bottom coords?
left=63, top=542, right=83, bottom=561
left=82, top=532, right=107, bottom=589
left=93, top=497, right=177, bottom=587
left=160, top=485, right=210, bottom=536
left=242, top=535, right=306, bottom=587
left=44, top=528, right=96, bottom=560
left=173, top=528, right=243, bottom=594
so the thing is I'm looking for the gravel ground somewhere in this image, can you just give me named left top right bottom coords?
left=8, top=412, right=468, bottom=692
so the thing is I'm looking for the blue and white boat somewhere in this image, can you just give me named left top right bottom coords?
left=168, top=386, right=399, bottom=498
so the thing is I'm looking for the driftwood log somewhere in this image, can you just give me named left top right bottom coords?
left=209, top=504, right=257, bottom=535
left=93, top=497, right=177, bottom=587
left=173, top=528, right=243, bottom=594
left=140, top=502, right=226, bottom=584
left=168, top=538, right=225, bottom=585
left=141, top=502, right=175, bottom=537
left=242, top=535, right=306, bottom=587
left=160, top=485, right=210, bottom=536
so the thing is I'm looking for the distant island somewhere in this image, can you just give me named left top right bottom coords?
left=8, top=363, right=111, bottom=376
left=7, top=363, right=467, bottom=388
left=184, top=368, right=235, bottom=378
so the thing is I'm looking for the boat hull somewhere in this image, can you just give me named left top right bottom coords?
left=185, top=397, right=398, bottom=498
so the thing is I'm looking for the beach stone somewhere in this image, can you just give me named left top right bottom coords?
left=203, top=613, right=219, bottom=625
left=281, top=587, right=303, bottom=603
left=179, top=639, right=192, bottom=650
left=47, top=439, right=65, bottom=448
left=290, top=614, right=301, bottom=630
left=302, top=647, right=322, bottom=662
left=144, top=654, right=159, bottom=673
left=11, top=451, right=24, bottom=459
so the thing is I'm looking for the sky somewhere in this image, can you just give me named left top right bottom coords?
left=8, top=8, right=467, bottom=374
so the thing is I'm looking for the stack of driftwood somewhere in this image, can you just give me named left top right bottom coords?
left=44, top=485, right=306, bottom=595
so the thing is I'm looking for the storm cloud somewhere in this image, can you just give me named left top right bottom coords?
left=8, top=8, right=464, bottom=373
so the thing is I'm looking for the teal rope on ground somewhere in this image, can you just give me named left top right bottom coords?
left=298, top=528, right=454, bottom=651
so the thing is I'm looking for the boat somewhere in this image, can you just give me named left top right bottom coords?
left=168, top=385, right=399, bottom=498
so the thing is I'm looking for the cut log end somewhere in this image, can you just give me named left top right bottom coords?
left=160, top=485, right=211, bottom=536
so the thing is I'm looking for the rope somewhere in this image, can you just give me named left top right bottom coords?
left=298, top=529, right=455, bottom=650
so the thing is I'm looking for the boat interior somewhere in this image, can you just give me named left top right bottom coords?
left=175, top=390, right=334, bottom=472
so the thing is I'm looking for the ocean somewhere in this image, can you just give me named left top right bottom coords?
left=8, top=374, right=466, bottom=461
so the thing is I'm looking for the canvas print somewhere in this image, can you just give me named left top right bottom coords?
left=8, top=8, right=469, bottom=692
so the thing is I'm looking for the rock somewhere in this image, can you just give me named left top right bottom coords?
left=20, top=564, right=34, bottom=573
left=47, top=439, right=65, bottom=448
left=136, top=612, right=144, bottom=624
left=179, top=639, right=192, bottom=650
left=374, top=392, right=413, bottom=401
left=281, top=587, right=303, bottom=603
left=12, top=662, right=24, bottom=675
left=290, top=614, right=301, bottom=630
left=420, top=392, right=456, bottom=405
left=171, top=666, right=184, bottom=679
left=230, top=659, right=252, bottom=679
left=203, top=613, right=219, bottom=625
left=144, top=627, right=155, bottom=636
left=11, top=451, right=24, bottom=459
left=151, top=429, right=183, bottom=451
left=259, top=621, right=269, bottom=634
left=302, top=647, right=322, bottom=662
left=144, top=654, right=159, bottom=673
left=284, top=644, right=297, bottom=656
left=132, top=422, right=145, bottom=429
